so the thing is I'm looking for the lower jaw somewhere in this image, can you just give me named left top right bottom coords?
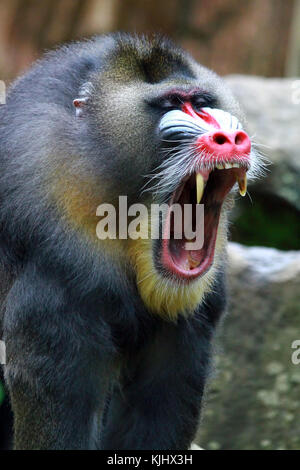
left=159, top=199, right=224, bottom=283
left=160, top=216, right=220, bottom=282
left=128, top=210, right=228, bottom=319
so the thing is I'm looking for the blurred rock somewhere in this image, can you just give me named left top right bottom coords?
left=225, top=75, right=300, bottom=211
left=197, top=242, right=300, bottom=450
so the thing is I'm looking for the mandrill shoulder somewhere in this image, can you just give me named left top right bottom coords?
left=0, top=37, right=114, bottom=278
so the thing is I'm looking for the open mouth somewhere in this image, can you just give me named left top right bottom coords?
left=160, top=162, right=248, bottom=281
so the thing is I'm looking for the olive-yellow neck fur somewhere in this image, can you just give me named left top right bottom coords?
left=51, top=164, right=229, bottom=321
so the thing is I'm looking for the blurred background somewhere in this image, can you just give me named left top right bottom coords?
left=0, top=0, right=299, bottom=450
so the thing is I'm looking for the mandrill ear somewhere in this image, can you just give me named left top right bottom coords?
left=73, top=97, right=88, bottom=117
left=73, top=81, right=94, bottom=117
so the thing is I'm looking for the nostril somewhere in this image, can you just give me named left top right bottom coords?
left=235, top=131, right=248, bottom=146
left=212, top=132, right=230, bottom=145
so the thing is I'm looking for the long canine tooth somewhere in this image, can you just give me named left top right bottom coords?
left=196, top=173, right=204, bottom=204
left=237, top=174, right=247, bottom=197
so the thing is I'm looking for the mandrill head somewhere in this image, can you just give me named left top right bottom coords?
left=62, top=34, right=264, bottom=318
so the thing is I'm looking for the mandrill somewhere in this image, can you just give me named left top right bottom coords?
left=0, top=33, right=262, bottom=450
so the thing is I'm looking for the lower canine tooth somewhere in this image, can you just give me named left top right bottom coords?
left=237, top=174, right=247, bottom=196
left=196, top=173, right=204, bottom=204
left=188, top=253, right=200, bottom=269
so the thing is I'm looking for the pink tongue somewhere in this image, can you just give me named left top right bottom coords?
left=170, top=238, right=204, bottom=271
left=170, top=239, right=209, bottom=272
left=169, top=195, right=220, bottom=271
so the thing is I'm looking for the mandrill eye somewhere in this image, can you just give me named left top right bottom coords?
left=191, top=92, right=217, bottom=113
left=147, top=94, right=183, bottom=114
left=159, top=96, right=183, bottom=112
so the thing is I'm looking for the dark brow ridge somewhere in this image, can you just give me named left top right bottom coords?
left=147, top=89, right=217, bottom=109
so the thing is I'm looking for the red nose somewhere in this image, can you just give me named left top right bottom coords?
left=197, top=129, right=251, bottom=158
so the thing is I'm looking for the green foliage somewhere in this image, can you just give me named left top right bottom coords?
left=231, top=192, right=300, bottom=251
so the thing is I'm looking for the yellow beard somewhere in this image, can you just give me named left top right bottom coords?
left=128, top=210, right=228, bottom=321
